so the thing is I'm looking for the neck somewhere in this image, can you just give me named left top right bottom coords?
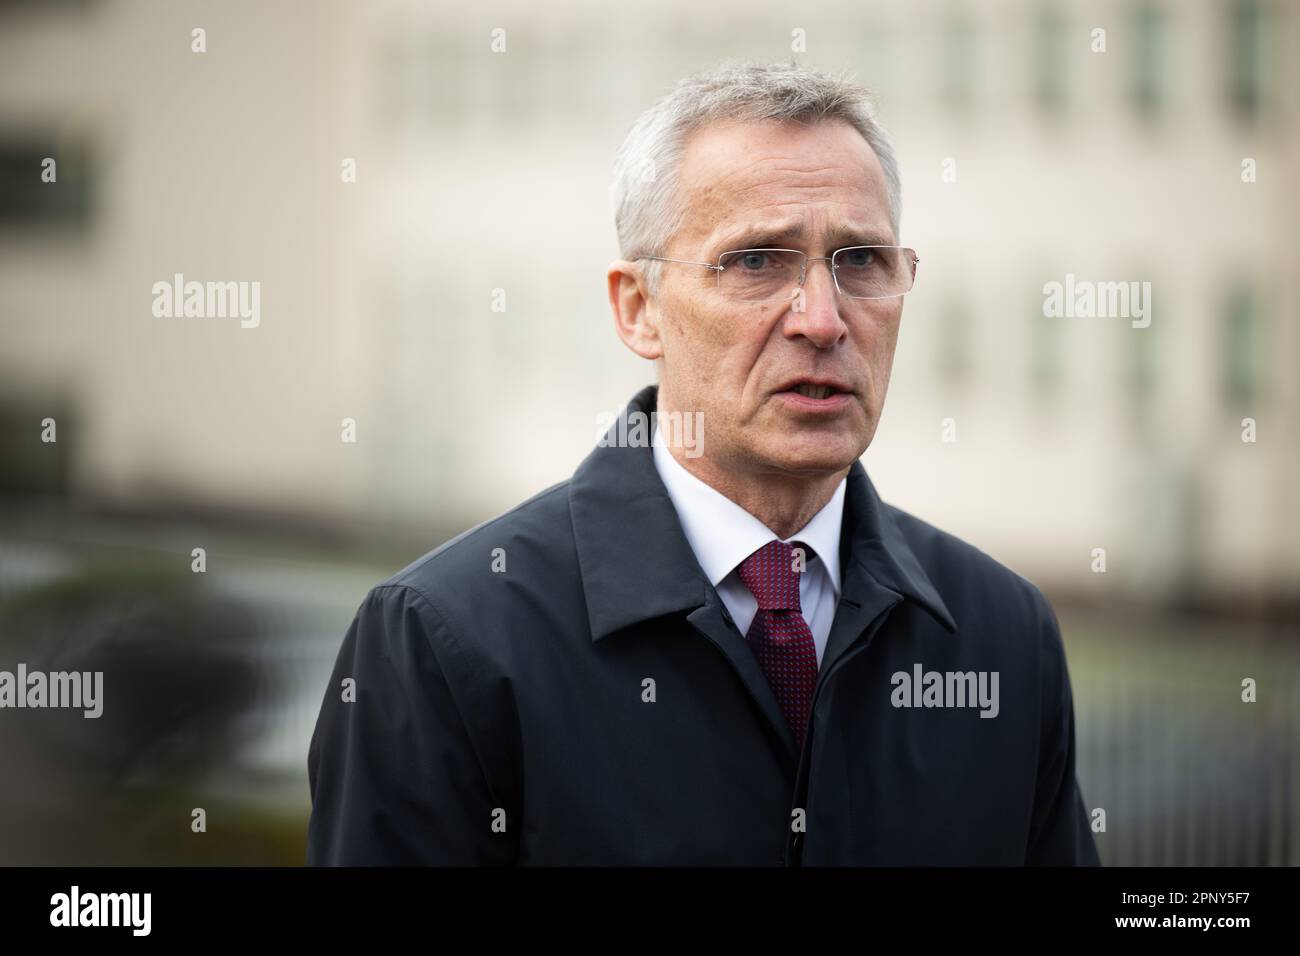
left=664, top=440, right=848, bottom=539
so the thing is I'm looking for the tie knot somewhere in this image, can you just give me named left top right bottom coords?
left=737, top=539, right=810, bottom=611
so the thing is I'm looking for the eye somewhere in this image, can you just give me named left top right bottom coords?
left=839, top=247, right=876, bottom=269
left=737, top=251, right=771, bottom=271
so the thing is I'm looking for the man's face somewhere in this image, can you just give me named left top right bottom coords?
left=649, top=118, right=905, bottom=479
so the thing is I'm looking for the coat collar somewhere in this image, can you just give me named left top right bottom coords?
left=570, top=384, right=957, bottom=642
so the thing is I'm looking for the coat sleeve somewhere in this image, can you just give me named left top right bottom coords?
left=1024, top=589, right=1102, bottom=866
left=307, top=583, right=519, bottom=865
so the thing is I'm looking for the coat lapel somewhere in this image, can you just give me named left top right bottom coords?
left=821, top=459, right=959, bottom=678
left=571, top=386, right=801, bottom=764
left=686, top=595, right=800, bottom=768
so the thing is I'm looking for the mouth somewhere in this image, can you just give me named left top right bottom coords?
left=774, top=379, right=855, bottom=412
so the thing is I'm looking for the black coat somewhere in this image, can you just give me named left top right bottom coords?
left=307, top=384, right=1100, bottom=866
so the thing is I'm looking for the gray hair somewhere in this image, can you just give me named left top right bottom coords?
left=609, top=60, right=902, bottom=295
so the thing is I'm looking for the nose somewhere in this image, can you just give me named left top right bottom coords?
left=784, top=257, right=847, bottom=349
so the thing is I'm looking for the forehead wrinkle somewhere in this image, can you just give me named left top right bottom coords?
left=679, top=152, right=889, bottom=250
left=766, top=162, right=865, bottom=179
left=707, top=202, right=891, bottom=250
left=691, top=166, right=879, bottom=226
left=702, top=164, right=871, bottom=203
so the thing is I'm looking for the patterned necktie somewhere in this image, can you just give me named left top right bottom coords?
left=736, top=539, right=819, bottom=746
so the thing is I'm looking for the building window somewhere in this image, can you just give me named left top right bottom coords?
left=1227, top=0, right=1268, bottom=122
left=1031, top=296, right=1063, bottom=401
left=940, top=6, right=977, bottom=115
left=1131, top=1, right=1168, bottom=119
left=1222, top=283, right=1263, bottom=409
left=0, top=134, right=94, bottom=230
left=1126, top=303, right=1158, bottom=428
left=1032, top=3, right=1068, bottom=116
left=937, top=298, right=972, bottom=390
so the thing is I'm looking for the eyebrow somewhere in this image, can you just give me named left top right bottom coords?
left=711, top=222, right=894, bottom=254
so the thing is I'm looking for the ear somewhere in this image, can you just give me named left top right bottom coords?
left=607, top=259, right=663, bottom=360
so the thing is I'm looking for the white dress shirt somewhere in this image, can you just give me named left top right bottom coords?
left=651, top=427, right=846, bottom=669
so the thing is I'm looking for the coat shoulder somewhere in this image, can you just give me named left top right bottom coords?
left=376, top=479, right=577, bottom=601
left=882, top=499, right=1057, bottom=629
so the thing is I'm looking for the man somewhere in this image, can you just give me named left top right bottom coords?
left=307, top=61, right=1100, bottom=866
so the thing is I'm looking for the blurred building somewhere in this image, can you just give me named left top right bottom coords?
left=1, top=0, right=1297, bottom=604
left=1, top=0, right=1298, bottom=867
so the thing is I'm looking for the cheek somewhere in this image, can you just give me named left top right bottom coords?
left=663, top=292, right=781, bottom=395
left=662, top=308, right=687, bottom=341
left=854, top=310, right=901, bottom=393
left=691, top=304, right=769, bottom=368
left=865, top=305, right=902, bottom=351
left=660, top=303, right=720, bottom=393
left=663, top=293, right=722, bottom=347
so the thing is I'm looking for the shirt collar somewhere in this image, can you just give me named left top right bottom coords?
left=651, top=425, right=845, bottom=595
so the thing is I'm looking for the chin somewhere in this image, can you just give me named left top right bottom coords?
left=755, top=434, right=864, bottom=476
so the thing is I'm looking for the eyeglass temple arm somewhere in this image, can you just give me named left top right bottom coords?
left=637, top=255, right=722, bottom=272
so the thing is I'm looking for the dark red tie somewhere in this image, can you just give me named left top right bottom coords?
left=736, top=539, right=819, bottom=746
